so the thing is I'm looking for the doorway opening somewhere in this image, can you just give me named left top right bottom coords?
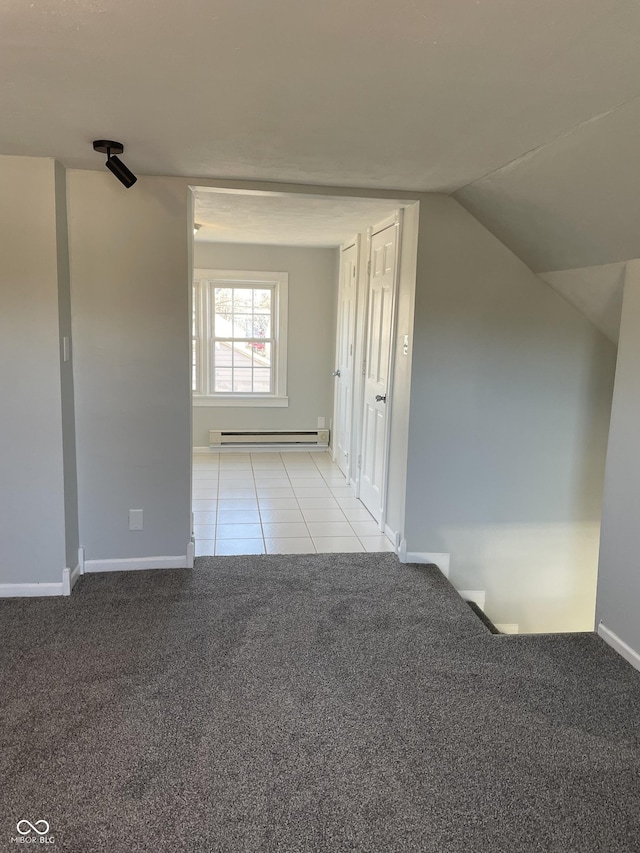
left=188, top=187, right=420, bottom=556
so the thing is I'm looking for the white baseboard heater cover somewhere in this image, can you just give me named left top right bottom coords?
left=210, top=429, right=329, bottom=447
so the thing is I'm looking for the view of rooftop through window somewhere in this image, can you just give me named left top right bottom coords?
left=212, top=285, right=273, bottom=393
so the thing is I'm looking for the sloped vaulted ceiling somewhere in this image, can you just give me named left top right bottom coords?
left=2, top=0, right=640, bottom=339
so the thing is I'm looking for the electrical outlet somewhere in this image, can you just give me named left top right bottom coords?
left=129, top=509, right=143, bottom=530
left=317, top=416, right=325, bottom=428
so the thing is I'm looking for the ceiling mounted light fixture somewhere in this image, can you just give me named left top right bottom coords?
left=92, top=140, right=137, bottom=188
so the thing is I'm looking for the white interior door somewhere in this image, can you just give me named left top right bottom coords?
left=358, top=223, right=398, bottom=522
left=333, top=242, right=358, bottom=478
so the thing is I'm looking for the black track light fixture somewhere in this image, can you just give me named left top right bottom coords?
left=93, top=140, right=137, bottom=188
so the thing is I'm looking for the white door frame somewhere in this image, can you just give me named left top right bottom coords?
left=350, top=228, right=370, bottom=495
left=355, top=210, right=403, bottom=530
left=332, top=235, right=360, bottom=482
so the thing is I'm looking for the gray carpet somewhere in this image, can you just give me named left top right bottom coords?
left=1, top=553, right=640, bottom=852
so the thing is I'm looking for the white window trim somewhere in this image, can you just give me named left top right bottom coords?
left=192, top=268, right=288, bottom=407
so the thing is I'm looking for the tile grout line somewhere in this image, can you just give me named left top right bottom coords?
left=295, top=453, right=316, bottom=551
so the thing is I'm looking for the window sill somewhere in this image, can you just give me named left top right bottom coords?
left=193, top=395, right=289, bottom=408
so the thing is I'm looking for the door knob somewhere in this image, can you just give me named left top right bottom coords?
left=332, top=369, right=341, bottom=377
left=375, top=394, right=386, bottom=403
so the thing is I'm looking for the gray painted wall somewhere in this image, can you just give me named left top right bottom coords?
left=540, top=263, right=625, bottom=345
left=0, top=156, right=67, bottom=584
left=67, top=170, right=191, bottom=561
left=596, top=260, right=640, bottom=654
left=405, top=196, right=617, bottom=633
left=3, top=162, right=615, bottom=634
left=65, top=171, right=426, bottom=567
left=192, top=242, right=338, bottom=446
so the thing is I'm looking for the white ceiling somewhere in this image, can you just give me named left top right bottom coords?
left=3, top=0, right=640, bottom=286
left=193, top=190, right=406, bottom=246
left=1, top=0, right=639, bottom=192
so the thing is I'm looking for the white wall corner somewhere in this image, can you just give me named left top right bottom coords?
left=400, top=549, right=450, bottom=578
left=597, top=622, right=640, bottom=673
left=186, top=541, right=195, bottom=569
left=458, top=589, right=486, bottom=610
left=84, top=555, right=189, bottom=573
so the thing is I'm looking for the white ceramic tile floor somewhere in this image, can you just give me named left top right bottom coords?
left=191, top=450, right=395, bottom=556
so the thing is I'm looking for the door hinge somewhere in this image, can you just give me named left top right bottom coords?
left=357, top=455, right=362, bottom=469
left=367, top=260, right=371, bottom=276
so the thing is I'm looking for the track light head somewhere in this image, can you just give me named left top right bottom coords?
left=105, top=155, right=137, bottom=188
left=92, top=140, right=137, bottom=188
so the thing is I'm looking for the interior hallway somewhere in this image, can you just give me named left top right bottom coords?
left=192, top=450, right=395, bottom=556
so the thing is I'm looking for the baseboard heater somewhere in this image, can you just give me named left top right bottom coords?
left=209, top=429, right=330, bottom=447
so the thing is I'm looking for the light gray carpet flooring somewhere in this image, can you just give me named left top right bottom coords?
left=1, top=553, right=640, bottom=852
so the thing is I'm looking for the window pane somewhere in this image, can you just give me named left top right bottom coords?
left=192, top=286, right=198, bottom=336
left=208, top=278, right=283, bottom=397
left=213, top=341, right=233, bottom=366
left=233, top=368, right=252, bottom=393
left=232, top=288, right=252, bottom=312
left=253, top=369, right=271, bottom=392
left=252, top=341, right=271, bottom=367
left=231, top=342, right=253, bottom=367
left=232, top=315, right=253, bottom=339
left=214, top=367, right=232, bottom=392
left=252, top=315, right=271, bottom=338
left=254, top=289, right=272, bottom=314
left=214, top=313, right=233, bottom=337
left=214, top=288, right=232, bottom=312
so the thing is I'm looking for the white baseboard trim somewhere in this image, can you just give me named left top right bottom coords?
left=398, top=546, right=450, bottom=579
left=384, top=524, right=400, bottom=548
left=84, top=555, right=189, bottom=573
left=199, top=445, right=329, bottom=454
left=62, top=563, right=82, bottom=596
left=0, top=563, right=80, bottom=598
left=495, top=623, right=520, bottom=634
left=458, top=589, right=486, bottom=610
left=78, top=546, right=85, bottom=575
left=597, top=622, right=640, bottom=673
left=186, top=540, right=195, bottom=569
left=0, top=581, right=65, bottom=598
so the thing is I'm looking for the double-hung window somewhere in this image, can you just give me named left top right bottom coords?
left=192, top=269, right=288, bottom=407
